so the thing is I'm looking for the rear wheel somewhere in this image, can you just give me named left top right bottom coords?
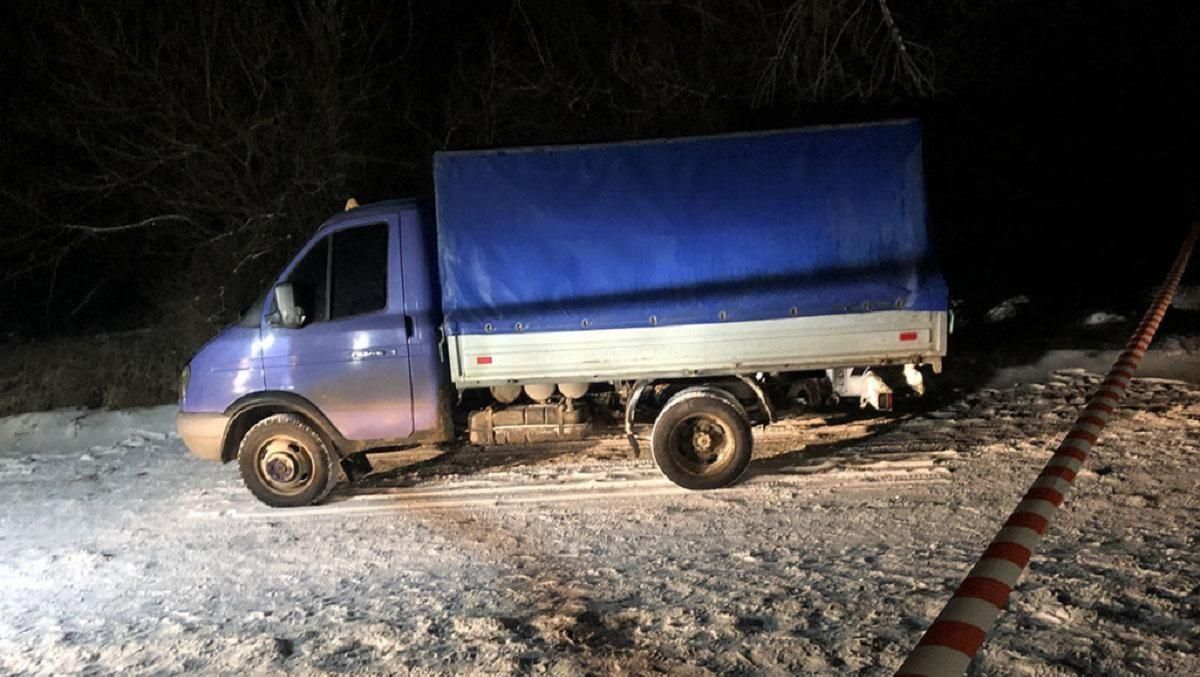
left=237, top=414, right=338, bottom=508
left=651, top=389, right=753, bottom=490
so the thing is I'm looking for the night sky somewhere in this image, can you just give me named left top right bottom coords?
left=1, top=1, right=1198, bottom=341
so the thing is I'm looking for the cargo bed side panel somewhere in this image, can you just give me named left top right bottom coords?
left=448, top=310, right=947, bottom=387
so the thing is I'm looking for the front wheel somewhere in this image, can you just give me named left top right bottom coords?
left=237, top=414, right=338, bottom=508
left=651, top=388, right=753, bottom=490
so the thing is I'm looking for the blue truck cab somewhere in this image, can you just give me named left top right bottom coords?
left=177, top=199, right=451, bottom=506
left=178, top=120, right=950, bottom=508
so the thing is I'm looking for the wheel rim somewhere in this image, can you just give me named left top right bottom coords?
left=255, top=434, right=316, bottom=496
left=666, top=413, right=737, bottom=476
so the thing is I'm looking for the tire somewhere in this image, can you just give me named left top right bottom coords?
left=651, top=388, right=753, bottom=490
left=237, top=413, right=339, bottom=508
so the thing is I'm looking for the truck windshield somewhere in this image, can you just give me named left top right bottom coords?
left=236, top=294, right=265, bottom=328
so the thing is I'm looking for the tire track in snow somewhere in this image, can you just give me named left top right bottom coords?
left=190, top=449, right=956, bottom=520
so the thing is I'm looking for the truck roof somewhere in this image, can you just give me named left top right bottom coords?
left=316, top=197, right=429, bottom=232
left=434, top=118, right=919, bottom=159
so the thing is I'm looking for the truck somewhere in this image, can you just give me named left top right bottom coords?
left=177, top=119, right=949, bottom=507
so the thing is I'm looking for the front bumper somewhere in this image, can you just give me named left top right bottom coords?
left=177, top=410, right=229, bottom=462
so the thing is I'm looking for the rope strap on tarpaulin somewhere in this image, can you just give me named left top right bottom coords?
left=896, top=220, right=1200, bottom=677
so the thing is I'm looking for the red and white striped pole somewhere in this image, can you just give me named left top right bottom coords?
left=896, top=221, right=1200, bottom=677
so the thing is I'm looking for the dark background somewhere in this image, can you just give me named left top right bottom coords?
left=1, top=0, right=1198, bottom=409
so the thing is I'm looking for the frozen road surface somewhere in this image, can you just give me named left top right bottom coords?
left=1, top=370, right=1198, bottom=675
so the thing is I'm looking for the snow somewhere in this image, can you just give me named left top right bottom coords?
left=0, top=405, right=177, bottom=455
left=1172, top=285, right=1200, bottom=310
left=985, top=295, right=1029, bottom=323
left=986, top=348, right=1200, bottom=388
left=2, top=365, right=1199, bottom=674
left=1082, top=311, right=1126, bottom=326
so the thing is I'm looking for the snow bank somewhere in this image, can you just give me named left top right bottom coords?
left=0, top=405, right=176, bottom=456
left=1082, top=311, right=1126, bottom=326
left=1172, top=285, right=1200, bottom=310
left=984, top=295, right=1029, bottom=322
left=987, top=348, right=1200, bottom=387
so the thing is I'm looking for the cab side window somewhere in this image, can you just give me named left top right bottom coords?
left=286, top=236, right=329, bottom=323
left=331, top=223, right=388, bottom=320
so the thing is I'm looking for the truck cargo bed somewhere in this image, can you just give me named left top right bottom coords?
left=448, top=309, right=946, bottom=387
left=434, top=120, right=947, bottom=339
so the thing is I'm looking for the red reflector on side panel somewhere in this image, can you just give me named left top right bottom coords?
left=476, top=356, right=493, bottom=365
left=899, top=331, right=919, bottom=342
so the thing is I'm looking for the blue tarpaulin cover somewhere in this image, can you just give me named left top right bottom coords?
left=434, top=119, right=947, bottom=336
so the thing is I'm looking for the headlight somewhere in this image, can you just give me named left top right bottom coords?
left=179, top=364, right=191, bottom=403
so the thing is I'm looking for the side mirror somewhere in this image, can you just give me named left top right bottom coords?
left=268, top=283, right=305, bottom=328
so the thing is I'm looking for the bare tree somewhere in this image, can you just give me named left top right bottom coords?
left=2, top=1, right=397, bottom=334
left=2, top=0, right=943, bottom=339
left=427, top=0, right=938, bottom=153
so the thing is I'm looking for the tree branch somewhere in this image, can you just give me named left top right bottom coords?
left=59, top=214, right=195, bottom=235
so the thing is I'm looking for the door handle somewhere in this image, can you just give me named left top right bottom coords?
left=404, top=315, right=415, bottom=338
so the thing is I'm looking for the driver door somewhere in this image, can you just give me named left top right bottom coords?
left=260, top=218, right=414, bottom=441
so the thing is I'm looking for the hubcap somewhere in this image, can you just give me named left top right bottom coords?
left=668, top=414, right=735, bottom=476
left=256, top=435, right=315, bottom=496
left=264, top=455, right=297, bottom=482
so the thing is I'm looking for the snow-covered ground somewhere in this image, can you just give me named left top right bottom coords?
left=1, top=352, right=1199, bottom=674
